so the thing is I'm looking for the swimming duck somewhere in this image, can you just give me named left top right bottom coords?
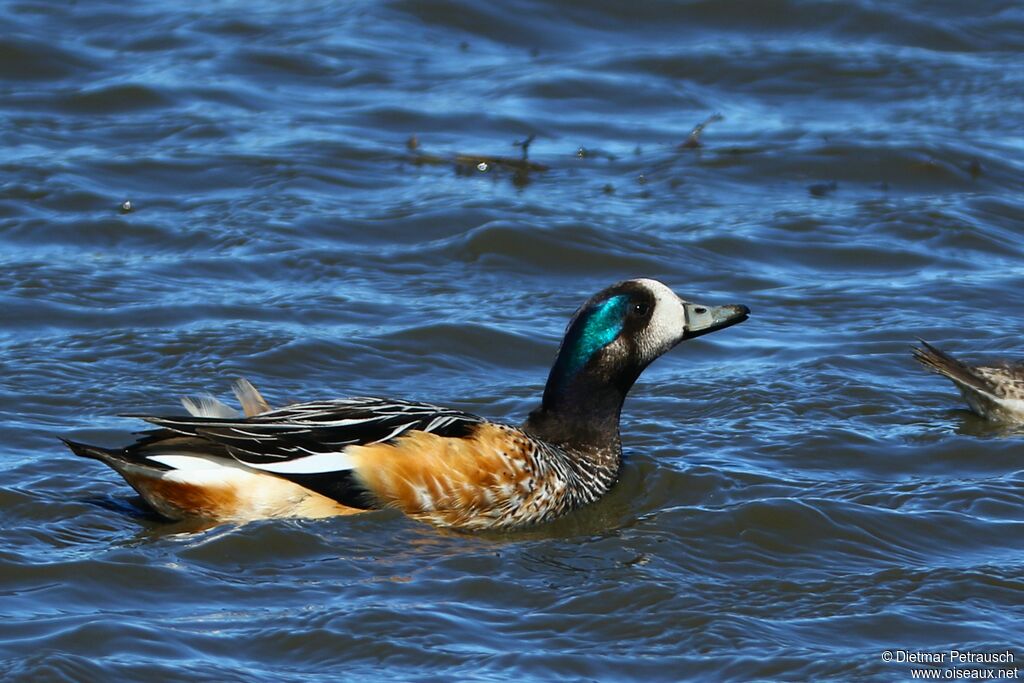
left=913, top=340, right=1024, bottom=422
left=63, top=279, right=749, bottom=530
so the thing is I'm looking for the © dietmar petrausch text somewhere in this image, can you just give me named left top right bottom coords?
left=881, top=650, right=1018, bottom=679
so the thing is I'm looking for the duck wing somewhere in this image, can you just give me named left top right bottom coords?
left=125, top=397, right=487, bottom=504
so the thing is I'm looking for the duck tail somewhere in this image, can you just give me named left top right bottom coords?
left=911, top=340, right=987, bottom=391
left=61, top=437, right=111, bottom=461
left=59, top=438, right=132, bottom=467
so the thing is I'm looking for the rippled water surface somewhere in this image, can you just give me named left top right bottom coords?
left=2, top=1, right=1023, bottom=681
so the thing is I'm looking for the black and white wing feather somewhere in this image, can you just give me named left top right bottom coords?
left=130, top=397, right=485, bottom=467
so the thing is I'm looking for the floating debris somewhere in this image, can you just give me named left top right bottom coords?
left=514, top=134, right=536, bottom=160
left=119, top=199, right=133, bottom=213
left=575, top=146, right=618, bottom=161
left=409, top=136, right=550, bottom=185
left=512, top=168, right=531, bottom=188
left=807, top=181, right=838, bottom=197
left=450, top=153, right=548, bottom=173
left=680, top=113, right=724, bottom=149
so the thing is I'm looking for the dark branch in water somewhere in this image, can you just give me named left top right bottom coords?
left=514, top=134, right=536, bottom=161
left=408, top=137, right=550, bottom=175
left=407, top=136, right=549, bottom=189
left=450, top=153, right=549, bottom=173
left=680, top=113, right=724, bottom=149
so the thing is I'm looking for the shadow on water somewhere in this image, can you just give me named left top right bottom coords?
left=949, top=411, right=1024, bottom=439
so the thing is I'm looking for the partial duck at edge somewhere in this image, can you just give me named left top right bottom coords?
left=913, top=339, right=1024, bottom=423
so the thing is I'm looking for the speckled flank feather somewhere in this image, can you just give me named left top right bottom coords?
left=349, top=423, right=619, bottom=530
left=913, top=340, right=1024, bottom=421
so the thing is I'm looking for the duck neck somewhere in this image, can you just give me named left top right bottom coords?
left=522, top=363, right=637, bottom=457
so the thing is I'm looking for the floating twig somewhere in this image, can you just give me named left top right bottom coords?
left=451, top=153, right=548, bottom=172
left=406, top=136, right=549, bottom=191
left=680, top=113, right=724, bottom=149
left=513, top=134, right=536, bottom=161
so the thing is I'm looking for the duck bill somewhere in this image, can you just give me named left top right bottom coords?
left=682, top=302, right=750, bottom=340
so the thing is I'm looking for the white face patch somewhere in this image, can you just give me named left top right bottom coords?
left=632, top=278, right=687, bottom=362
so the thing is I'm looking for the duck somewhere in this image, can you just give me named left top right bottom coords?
left=913, top=339, right=1024, bottom=422
left=62, top=279, right=749, bottom=530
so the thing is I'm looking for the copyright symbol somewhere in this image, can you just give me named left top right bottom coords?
left=882, top=651, right=893, bottom=663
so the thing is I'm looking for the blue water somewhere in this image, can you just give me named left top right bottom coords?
left=2, top=1, right=1023, bottom=680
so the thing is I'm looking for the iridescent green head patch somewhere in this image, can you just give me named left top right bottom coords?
left=559, top=295, right=630, bottom=377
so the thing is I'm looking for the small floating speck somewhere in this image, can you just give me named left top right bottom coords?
left=575, top=146, right=617, bottom=161
left=476, top=162, right=489, bottom=172
left=119, top=200, right=133, bottom=213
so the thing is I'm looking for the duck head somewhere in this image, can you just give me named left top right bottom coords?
left=524, top=278, right=749, bottom=448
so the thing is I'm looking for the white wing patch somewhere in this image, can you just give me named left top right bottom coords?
left=147, top=454, right=234, bottom=470
left=143, top=453, right=265, bottom=486
left=243, top=451, right=356, bottom=474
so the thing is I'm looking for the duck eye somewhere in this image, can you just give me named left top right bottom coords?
left=632, top=302, right=650, bottom=316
